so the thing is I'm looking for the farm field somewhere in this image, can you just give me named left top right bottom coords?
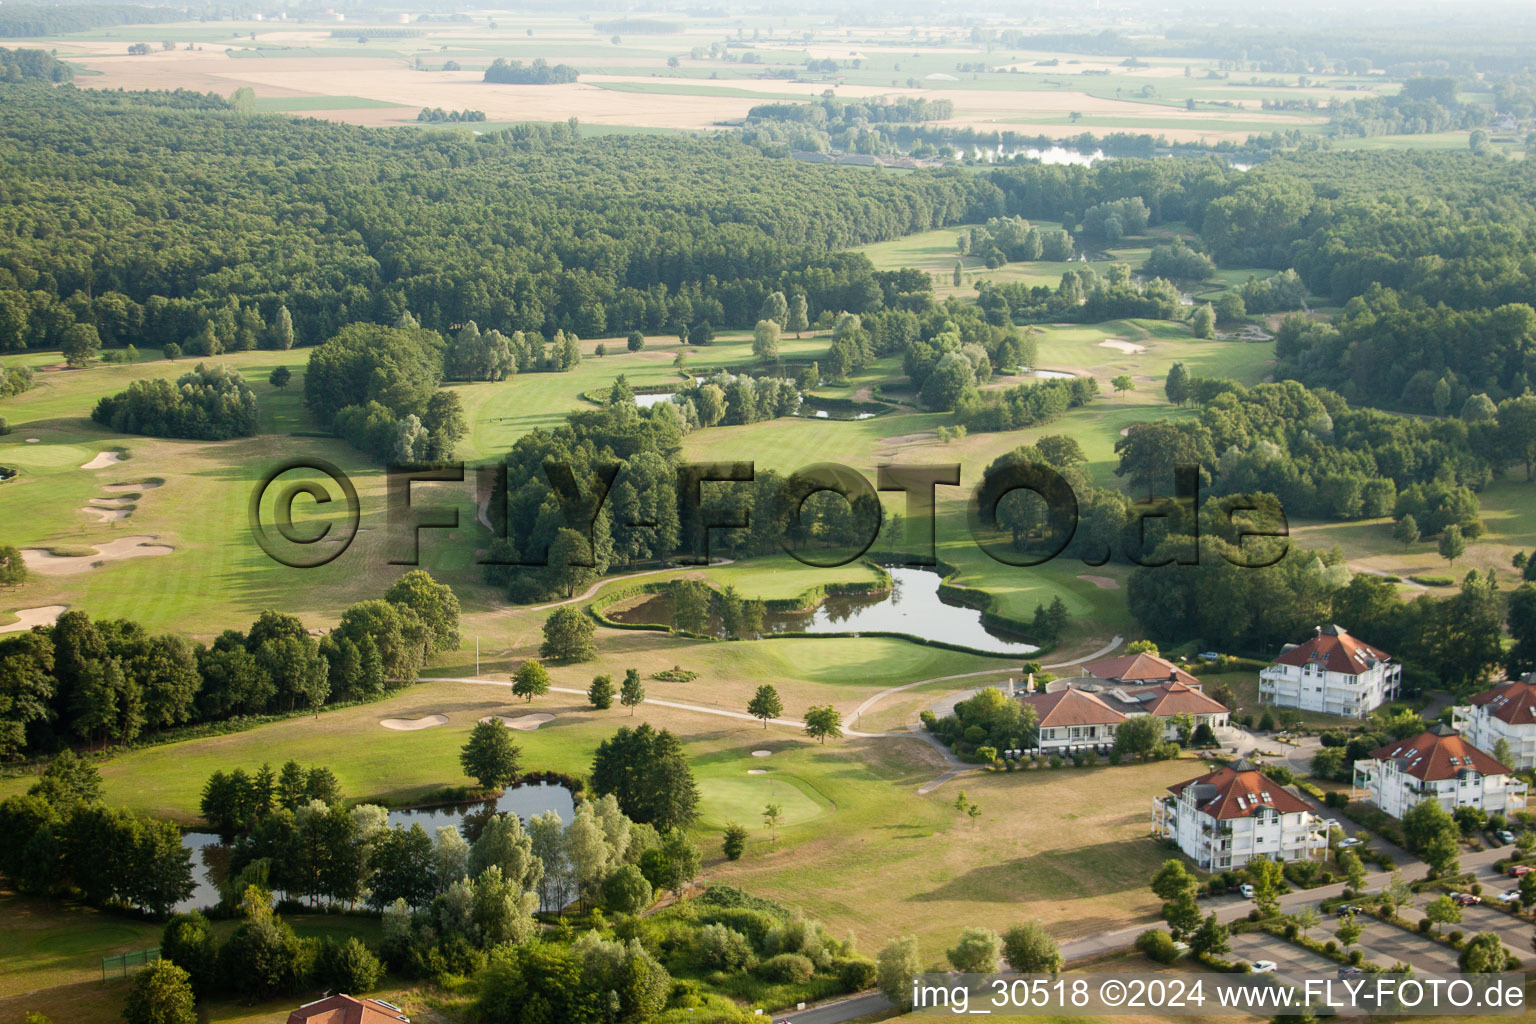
left=12, top=13, right=1374, bottom=142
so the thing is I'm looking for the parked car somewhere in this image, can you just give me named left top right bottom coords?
left=1337, top=966, right=1363, bottom=978
left=1198, top=651, right=1221, bottom=661
left=1251, top=960, right=1278, bottom=974
left=1323, top=819, right=1342, bottom=832
left=1497, top=830, right=1516, bottom=845
left=1498, top=889, right=1521, bottom=903
left=1336, top=904, right=1364, bottom=916
left=1509, top=865, right=1533, bottom=878
left=1239, top=883, right=1255, bottom=899
left=1450, top=892, right=1482, bottom=906
left=1336, top=837, right=1362, bottom=848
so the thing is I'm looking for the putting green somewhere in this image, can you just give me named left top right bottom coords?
left=0, top=442, right=95, bottom=469
left=696, top=772, right=827, bottom=830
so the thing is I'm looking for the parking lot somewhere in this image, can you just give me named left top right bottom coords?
left=1228, top=931, right=1344, bottom=976
left=1351, top=917, right=1463, bottom=973
left=1222, top=912, right=1470, bottom=977
left=1398, top=891, right=1530, bottom=963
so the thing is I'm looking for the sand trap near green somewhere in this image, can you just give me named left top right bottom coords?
left=696, top=772, right=826, bottom=830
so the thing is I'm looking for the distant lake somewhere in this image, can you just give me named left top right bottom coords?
left=176, top=782, right=574, bottom=913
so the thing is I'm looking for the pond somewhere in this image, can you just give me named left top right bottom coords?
left=633, top=392, right=676, bottom=408
left=804, top=409, right=877, bottom=420
left=176, top=781, right=575, bottom=913
left=610, top=566, right=1039, bottom=656
left=1015, top=367, right=1077, bottom=380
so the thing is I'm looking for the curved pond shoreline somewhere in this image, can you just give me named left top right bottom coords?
left=597, top=562, right=1040, bottom=658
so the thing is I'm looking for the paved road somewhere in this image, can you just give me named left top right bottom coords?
left=778, top=991, right=894, bottom=1024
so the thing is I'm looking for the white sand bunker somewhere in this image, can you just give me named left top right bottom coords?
left=747, top=769, right=768, bottom=775
left=22, top=535, right=172, bottom=575
left=381, top=714, right=449, bottom=731
left=25, top=438, right=39, bottom=443
left=90, top=496, right=137, bottom=506
left=480, top=713, right=555, bottom=731
left=1099, top=338, right=1147, bottom=354
left=1078, top=574, right=1119, bottom=590
left=751, top=749, right=773, bottom=757
left=83, top=506, right=131, bottom=523
left=81, top=451, right=125, bottom=470
left=0, top=605, right=67, bottom=634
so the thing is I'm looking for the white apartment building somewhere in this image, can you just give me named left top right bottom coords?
left=1153, top=759, right=1326, bottom=871
left=1453, top=677, right=1536, bottom=770
left=1259, top=624, right=1400, bottom=718
left=1351, top=725, right=1527, bottom=820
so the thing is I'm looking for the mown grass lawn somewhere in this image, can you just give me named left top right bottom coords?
left=0, top=888, right=394, bottom=1024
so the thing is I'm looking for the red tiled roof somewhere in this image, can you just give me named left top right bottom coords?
left=1369, top=726, right=1510, bottom=781
left=287, top=996, right=410, bottom=1024
left=1021, top=687, right=1126, bottom=728
left=1125, top=681, right=1230, bottom=717
left=1168, top=760, right=1312, bottom=820
left=1469, top=679, right=1536, bottom=725
left=1272, top=625, right=1390, bottom=676
left=1083, top=651, right=1201, bottom=688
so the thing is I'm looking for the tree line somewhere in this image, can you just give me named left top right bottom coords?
left=0, top=570, right=459, bottom=757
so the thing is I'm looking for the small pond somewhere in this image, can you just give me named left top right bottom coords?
left=633, top=392, right=676, bottom=408
left=176, top=781, right=574, bottom=913
left=610, top=566, right=1039, bottom=656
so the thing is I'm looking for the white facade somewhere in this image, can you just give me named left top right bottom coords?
left=1259, top=653, right=1400, bottom=718
left=1153, top=787, right=1325, bottom=871
left=1352, top=732, right=1528, bottom=820
left=1035, top=721, right=1115, bottom=753
left=1453, top=704, right=1536, bottom=770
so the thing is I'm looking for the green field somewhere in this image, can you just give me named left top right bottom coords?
left=0, top=888, right=399, bottom=1024
left=250, top=95, right=410, bottom=111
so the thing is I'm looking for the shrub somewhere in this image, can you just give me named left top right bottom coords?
left=1349, top=949, right=1363, bottom=965
left=1136, top=928, right=1179, bottom=964
left=757, top=952, right=815, bottom=984
left=1448, top=930, right=1464, bottom=945
left=1325, top=941, right=1338, bottom=954
left=1418, top=918, right=1432, bottom=933
left=695, top=923, right=755, bottom=972
left=836, top=956, right=878, bottom=991
left=316, top=937, right=384, bottom=993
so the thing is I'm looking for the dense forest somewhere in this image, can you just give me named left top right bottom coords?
left=0, top=4, right=184, bottom=37
left=0, top=83, right=999, bottom=357
left=7, top=84, right=1534, bottom=421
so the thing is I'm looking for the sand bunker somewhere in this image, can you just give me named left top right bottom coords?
left=104, top=480, right=161, bottom=492
left=747, top=769, right=768, bottom=775
left=1099, top=338, right=1147, bottom=354
left=1078, top=574, right=1120, bottom=590
left=89, top=496, right=137, bottom=507
left=751, top=749, right=773, bottom=757
left=83, top=506, right=131, bottom=523
left=21, top=536, right=173, bottom=575
left=81, top=451, right=125, bottom=470
left=24, top=438, right=39, bottom=443
left=0, top=605, right=67, bottom=634
left=480, top=713, right=555, bottom=731
left=380, top=714, right=449, bottom=731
